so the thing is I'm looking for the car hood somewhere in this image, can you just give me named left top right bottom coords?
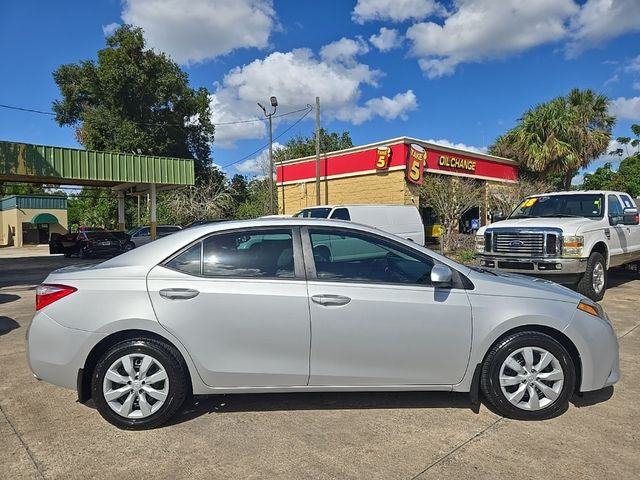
left=467, top=268, right=584, bottom=303
left=480, top=217, right=591, bottom=235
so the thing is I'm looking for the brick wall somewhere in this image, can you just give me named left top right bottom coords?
left=278, top=170, right=408, bottom=215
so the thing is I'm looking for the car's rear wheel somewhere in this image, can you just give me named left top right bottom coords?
left=124, top=242, right=135, bottom=251
left=481, top=331, right=575, bottom=420
left=91, top=338, right=188, bottom=429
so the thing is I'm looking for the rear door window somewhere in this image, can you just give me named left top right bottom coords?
left=202, top=229, right=296, bottom=278
left=166, top=243, right=202, bottom=275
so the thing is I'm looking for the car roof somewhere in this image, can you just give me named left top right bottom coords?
left=528, top=190, right=627, bottom=197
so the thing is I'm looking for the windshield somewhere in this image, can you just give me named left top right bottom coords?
left=510, top=194, right=604, bottom=219
left=294, top=208, right=332, bottom=218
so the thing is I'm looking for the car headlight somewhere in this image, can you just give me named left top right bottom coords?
left=562, top=235, right=584, bottom=257
left=475, top=234, right=485, bottom=253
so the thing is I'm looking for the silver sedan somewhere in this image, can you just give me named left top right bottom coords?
left=26, top=219, right=619, bottom=429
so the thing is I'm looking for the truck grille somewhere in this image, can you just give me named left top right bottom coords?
left=494, top=233, right=545, bottom=256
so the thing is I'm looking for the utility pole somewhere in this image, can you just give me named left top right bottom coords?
left=315, top=96, right=321, bottom=206
left=258, top=96, right=278, bottom=215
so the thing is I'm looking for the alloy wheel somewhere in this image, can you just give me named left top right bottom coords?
left=498, top=346, right=564, bottom=411
left=102, top=354, right=169, bottom=418
left=592, top=262, right=605, bottom=294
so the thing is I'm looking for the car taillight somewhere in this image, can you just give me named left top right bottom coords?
left=36, top=284, right=77, bottom=310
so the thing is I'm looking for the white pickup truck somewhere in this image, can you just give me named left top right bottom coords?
left=475, top=190, right=640, bottom=301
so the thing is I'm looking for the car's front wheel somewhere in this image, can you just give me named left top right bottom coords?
left=124, top=241, right=135, bottom=252
left=480, top=331, right=575, bottom=420
left=91, top=338, right=188, bottom=429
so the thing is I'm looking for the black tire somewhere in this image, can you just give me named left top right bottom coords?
left=480, top=331, right=575, bottom=420
left=79, top=248, right=88, bottom=259
left=576, top=252, right=607, bottom=301
left=124, top=242, right=135, bottom=252
left=64, top=252, right=71, bottom=258
left=91, top=338, right=188, bottom=430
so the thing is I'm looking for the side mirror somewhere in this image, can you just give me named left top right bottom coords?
left=431, top=265, right=453, bottom=287
left=622, top=207, right=639, bottom=225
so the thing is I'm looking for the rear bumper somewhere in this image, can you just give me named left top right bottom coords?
left=26, top=311, right=105, bottom=390
left=477, top=255, right=587, bottom=283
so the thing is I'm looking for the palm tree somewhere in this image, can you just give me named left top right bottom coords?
left=616, top=137, right=631, bottom=157
left=490, top=89, right=614, bottom=189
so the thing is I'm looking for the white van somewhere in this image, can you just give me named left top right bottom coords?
left=294, top=205, right=425, bottom=245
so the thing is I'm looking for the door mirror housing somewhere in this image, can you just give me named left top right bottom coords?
left=431, top=265, right=453, bottom=287
left=622, top=207, right=639, bottom=225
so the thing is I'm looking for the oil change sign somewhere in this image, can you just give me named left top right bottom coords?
left=406, top=144, right=426, bottom=184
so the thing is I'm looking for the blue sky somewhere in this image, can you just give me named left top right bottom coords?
left=1, top=0, right=639, bottom=183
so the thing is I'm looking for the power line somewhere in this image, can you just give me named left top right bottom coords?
left=0, top=103, right=56, bottom=116
left=222, top=107, right=313, bottom=169
left=0, top=102, right=314, bottom=128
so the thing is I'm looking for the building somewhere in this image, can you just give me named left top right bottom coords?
left=0, top=195, right=68, bottom=247
left=276, top=137, right=518, bottom=233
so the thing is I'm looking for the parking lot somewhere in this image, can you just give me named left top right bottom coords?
left=1, top=247, right=639, bottom=479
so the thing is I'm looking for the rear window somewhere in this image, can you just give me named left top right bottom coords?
left=330, top=208, right=351, bottom=220
left=86, top=232, right=117, bottom=240
left=295, top=208, right=332, bottom=218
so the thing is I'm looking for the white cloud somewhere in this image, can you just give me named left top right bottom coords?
left=234, top=142, right=283, bottom=175
left=406, top=0, right=577, bottom=78
left=566, top=0, right=640, bottom=58
left=425, top=138, right=487, bottom=154
left=211, top=47, right=417, bottom=147
left=120, top=0, right=277, bottom=64
left=319, top=37, right=369, bottom=66
left=609, top=96, right=640, bottom=120
left=352, top=0, right=445, bottom=24
left=102, top=22, right=120, bottom=36
left=336, top=90, right=418, bottom=124
left=625, top=54, right=640, bottom=73
left=369, top=28, right=402, bottom=52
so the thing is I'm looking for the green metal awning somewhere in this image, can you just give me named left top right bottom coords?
left=0, top=140, right=195, bottom=190
left=31, top=213, right=58, bottom=224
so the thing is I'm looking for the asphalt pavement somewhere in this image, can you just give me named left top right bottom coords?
left=0, top=247, right=638, bottom=479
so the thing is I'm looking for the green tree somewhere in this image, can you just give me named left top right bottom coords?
left=235, top=178, right=272, bottom=219
left=490, top=89, right=614, bottom=189
left=617, top=154, right=640, bottom=197
left=582, top=162, right=617, bottom=191
left=274, top=128, right=353, bottom=161
left=52, top=25, right=215, bottom=177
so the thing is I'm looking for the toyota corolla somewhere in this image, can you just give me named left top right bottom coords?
left=26, top=219, right=619, bottom=429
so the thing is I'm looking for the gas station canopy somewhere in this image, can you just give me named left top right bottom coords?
left=0, top=140, right=195, bottom=193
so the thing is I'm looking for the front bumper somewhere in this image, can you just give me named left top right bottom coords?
left=26, top=310, right=105, bottom=390
left=564, top=309, right=620, bottom=392
left=477, top=255, right=587, bottom=278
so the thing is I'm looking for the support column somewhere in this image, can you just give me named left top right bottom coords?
left=117, top=191, right=126, bottom=231
left=150, top=183, right=157, bottom=241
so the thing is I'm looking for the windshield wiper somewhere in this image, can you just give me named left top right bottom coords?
left=469, top=266, right=498, bottom=275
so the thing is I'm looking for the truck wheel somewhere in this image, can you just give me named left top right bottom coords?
left=576, top=252, right=606, bottom=301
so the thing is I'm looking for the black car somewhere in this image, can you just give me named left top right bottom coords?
left=50, top=231, right=129, bottom=258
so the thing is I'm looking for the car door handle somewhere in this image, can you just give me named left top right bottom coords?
left=311, top=294, right=351, bottom=307
left=159, top=288, right=200, bottom=300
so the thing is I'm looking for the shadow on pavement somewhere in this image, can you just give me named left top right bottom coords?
left=608, top=268, right=639, bottom=289
left=0, top=256, right=101, bottom=289
left=571, top=386, right=614, bottom=408
left=0, top=316, right=20, bottom=335
left=0, top=293, right=20, bottom=304
left=165, top=391, right=480, bottom=427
